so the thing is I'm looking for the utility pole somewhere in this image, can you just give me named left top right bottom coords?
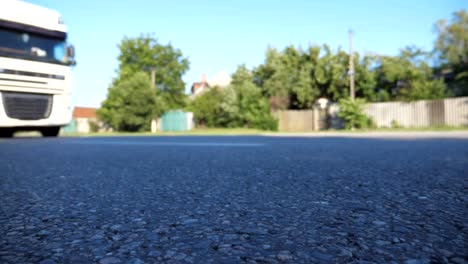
left=349, top=30, right=355, bottom=101
left=143, top=66, right=156, bottom=89
left=150, top=67, right=156, bottom=89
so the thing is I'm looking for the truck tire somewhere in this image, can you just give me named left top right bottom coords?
left=40, top=126, right=60, bottom=137
left=0, top=128, right=14, bottom=138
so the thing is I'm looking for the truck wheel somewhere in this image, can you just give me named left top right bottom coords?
left=40, top=126, right=60, bottom=137
left=0, top=128, right=14, bottom=138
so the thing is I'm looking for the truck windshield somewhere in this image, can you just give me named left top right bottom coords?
left=0, top=28, right=68, bottom=65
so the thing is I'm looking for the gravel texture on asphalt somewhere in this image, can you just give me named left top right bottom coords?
left=0, top=136, right=467, bottom=264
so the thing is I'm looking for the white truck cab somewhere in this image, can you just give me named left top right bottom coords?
left=0, top=0, right=75, bottom=137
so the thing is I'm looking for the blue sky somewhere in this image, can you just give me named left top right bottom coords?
left=28, top=0, right=467, bottom=108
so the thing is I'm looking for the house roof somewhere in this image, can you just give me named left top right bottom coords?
left=73, top=107, right=97, bottom=118
left=191, top=73, right=211, bottom=95
left=191, top=81, right=209, bottom=94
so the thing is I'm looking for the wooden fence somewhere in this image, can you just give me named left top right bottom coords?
left=363, top=97, right=468, bottom=128
left=276, top=110, right=314, bottom=132
left=276, top=97, right=468, bottom=131
left=275, top=109, right=329, bottom=131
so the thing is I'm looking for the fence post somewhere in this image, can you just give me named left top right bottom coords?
left=313, top=107, right=319, bottom=131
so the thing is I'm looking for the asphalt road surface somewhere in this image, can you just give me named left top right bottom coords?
left=1, top=136, right=467, bottom=264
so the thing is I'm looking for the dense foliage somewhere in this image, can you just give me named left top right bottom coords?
left=253, top=45, right=378, bottom=109
left=188, top=65, right=277, bottom=130
left=99, top=35, right=189, bottom=131
left=116, top=35, right=189, bottom=109
left=251, top=43, right=453, bottom=108
left=99, top=10, right=466, bottom=131
left=433, top=10, right=468, bottom=96
left=98, top=72, right=159, bottom=131
left=374, top=47, right=447, bottom=101
left=250, top=10, right=466, bottom=108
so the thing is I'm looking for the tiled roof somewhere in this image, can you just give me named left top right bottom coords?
left=191, top=81, right=209, bottom=94
left=73, top=107, right=97, bottom=118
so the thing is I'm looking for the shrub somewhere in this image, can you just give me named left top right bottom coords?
left=187, top=84, right=278, bottom=131
left=253, top=115, right=278, bottom=131
left=234, top=82, right=278, bottom=131
left=88, top=120, right=100, bottom=133
left=338, top=98, right=373, bottom=129
left=391, top=119, right=402, bottom=129
left=187, top=87, right=226, bottom=127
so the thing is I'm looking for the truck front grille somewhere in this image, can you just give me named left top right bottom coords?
left=2, top=92, right=52, bottom=120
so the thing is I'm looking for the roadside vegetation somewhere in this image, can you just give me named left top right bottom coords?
left=98, top=10, right=467, bottom=132
left=98, top=35, right=189, bottom=132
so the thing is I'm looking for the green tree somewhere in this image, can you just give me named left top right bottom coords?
left=233, top=81, right=277, bottom=130
left=354, top=54, right=378, bottom=101
left=401, top=78, right=446, bottom=100
left=117, top=34, right=189, bottom=109
left=255, top=46, right=319, bottom=110
left=98, top=72, right=160, bottom=132
left=312, top=45, right=347, bottom=101
left=253, top=50, right=288, bottom=110
left=187, top=87, right=226, bottom=127
left=434, top=10, right=468, bottom=96
left=253, top=45, right=378, bottom=109
left=230, top=65, right=277, bottom=130
left=231, top=64, right=253, bottom=86
left=375, top=47, right=446, bottom=101
left=188, top=65, right=277, bottom=130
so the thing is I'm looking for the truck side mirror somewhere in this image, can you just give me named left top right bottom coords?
left=67, top=45, right=75, bottom=59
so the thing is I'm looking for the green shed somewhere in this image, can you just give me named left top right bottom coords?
left=160, top=111, right=193, bottom=132
left=62, top=119, right=77, bottom=133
